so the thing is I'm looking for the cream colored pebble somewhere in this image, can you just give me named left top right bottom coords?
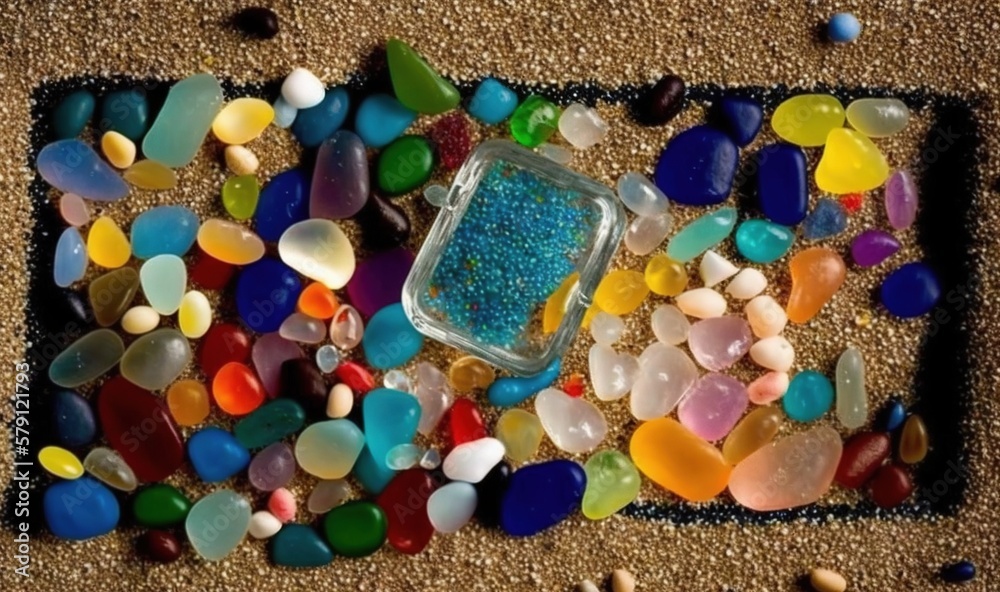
left=577, top=580, right=600, bottom=592
left=675, top=288, right=727, bottom=318
left=121, top=306, right=159, bottom=335
left=745, top=295, right=788, bottom=337
left=699, top=250, right=738, bottom=287
left=725, top=268, right=767, bottom=299
left=749, top=335, right=795, bottom=372
left=326, top=383, right=354, bottom=418
left=612, top=569, right=636, bottom=592
left=224, top=144, right=260, bottom=175
left=809, top=568, right=848, bottom=592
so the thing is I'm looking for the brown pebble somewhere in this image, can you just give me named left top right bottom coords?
left=640, top=75, right=686, bottom=125
left=233, top=7, right=280, bottom=39
left=612, top=568, right=636, bottom=592
left=138, top=529, right=181, bottom=563
left=809, top=568, right=847, bottom=592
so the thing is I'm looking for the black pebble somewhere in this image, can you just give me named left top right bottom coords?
left=639, top=75, right=686, bottom=125
left=138, top=530, right=181, bottom=563
left=356, top=193, right=411, bottom=251
left=473, top=461, right=511, bottom=528
left=233, top=7, right=280, bottom=40
left=279, top=359, right=328, bottom=416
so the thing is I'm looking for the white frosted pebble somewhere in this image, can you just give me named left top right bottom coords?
left=725, top=268, right=768, bottom=300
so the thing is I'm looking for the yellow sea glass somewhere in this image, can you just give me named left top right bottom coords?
left=101, top=131, right=136, bottom=169
left=212, top=98, right=275, bottom=145
left=542, top=272, right=579, bottom=334
left=594, top=270, right=649, bottom=315
left=448, top=356, right=496, bottom=391
left=771, top=94, right=845, bottom=147
left=123, top=160, right=177, bottom=190
left=722, top=406, right=783, bottom=465
left=178, top=290, right=212, bottom=338
left=495, top=409, right=544, bottom=462
left=644, top=254, right=688, bottom=296
left=815, top=128, right=890, bottom=194
left=39, top=446, right=84, bottom=479
left=899, top=414, right=929, bottom=464
left=196, top=218, right=265, bottom=265
left=87, top=216, right=131, bottom=268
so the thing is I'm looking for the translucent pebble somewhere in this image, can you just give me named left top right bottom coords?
left=666, top=207, right=738, bottom=262
left=535, top=388, right=608, bottom=453
left=87, top=216, right=130, bottom=268
left=630, top=418, right=731, bottom=502
left=83, top=447, right=137, bottom=491
left=629, top=343, right=698, bottom=420
left=699, top=250, right=738, bottom=287
left=120, top=328, right=192, bottom=390
left=749, top=336, right=795, bottom=372
left=594, top=270, right=649, bottom=315
left=143, top=74, right=224, bottom=168
left=48, top=329, right=124, bottom=387
left=176, top=291, right=211, bottom=339
left=722, top=406, right=783, bottom=465
left=59, top=193, right=90, bottom=226
left=91, top=268, right=137, bottom=325
left=54, top=227, right=87, bottom=287
left=802, top=198, right=848, bottom=240
left=185, top=490, right=251, bottom=561
left=677, top=373, right=749, bottom=441
left=123, top=160, right=177, bottom=190
left=442, top=437, right=505, bottom=483
left=248, top=442, right=295, bottom=491
left=536, top=142, right=572, bottom=164
left=278, top=219, right=356, bottom=289
left=132, top=205, right=199, bottom=260
left=248, top=511, right=282, bottom=540
left=675, top=288, right=727, bottom=318
left=590, top=312, right=625, bottom=345
left=121, top=306, right=160, bottom=335
left=37, top=139, right=129, bottom=201
left=771, top=94, right=846, bottom=147
left=899, top=415, right=929, bottom=464
left=810, top=568, right=849, bottom=592
left=748, top=371, right=790, bottom=405
left=783, top=370, right=835, bottom=422
left=745, top=295, right=788, bottom=337
left=294, top=420, right=365, bottom=479
left=222, top=175, right=260, bottom=220
left=315, top=345, right=342, bottom=373
left=310, top=131, right=370, bottom=219
left=644, top=254, right=688, bottom=296
left=413, top=362, right=454, bottom=435
left=653, top=125, right=738, bottom=206
left=688, top=316, right=752, bottom=371
left=495, top=409, right=544, bottom=462
left=383, top=369, right=412, bottom=392
left=448, top=356, right=496, bottom=391
left=427, top=482, right=478, bottom=534
left=308, top=480, right=351, bottom=513
left=279, top=312, right=327, bottom=344
left=39, top=445, right=84, bottom=479
left=851, top=229, right=901, bottom=267
left=835, top=347, right=867, bottom=429
left=197, top=219, right=265, bottom=265
left=386, top=38, right=461, bottom=115
left=281, top=67, right=325, bottom=109
left=166, top=379, right=210, bottom=426
left=815, top=128, right=890, bottom=194
left=326, top=384, right=353, bottom=418
left=884, top=170, right=918, bottom=230
left=212, top=98, right=274, bottom=144
left=386, top=443, right=423, bottom=470
left=423, top=183, right=449, bottom=207
left=786, top=248, right=847, bottom=323
left=299, top=282, right=339, bottom=319
left=725, top=268, right=767, bottom=299
left=624, top=213, right=672, bottom=256
left=252, top=333, right=304, bottom=398
left=101, top=131, right=137, bottom=169
left=329, top=304, right=364, bottom=350
left=651, top=304, right=690, bottom=345
left=616, top=172, right=670, bottom=217
left=272, top=96, right=298, bottom=128
left=140, top=255, right=187, bottom=315
left=581, top=450, right=641, bottom=520
left=558, top=103, right=608, bottom=149
left=735, top=219, right=795, bottom=263
left=509, top=95, right=560, bottom=147
left=589, top=344, right=639, bottom=401
left=419, top=448, right=442, bottom=469
left=846, top=98, right=910, bottom=138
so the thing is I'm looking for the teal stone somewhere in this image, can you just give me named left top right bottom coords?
left=131, top=205, right=199, bottom=259
left=44, top=477, right=119, bottom=540
left=734, top=219, right=796, bottom=263
left=185, top=489, right=251, bottom=561
left=487, top=358, right=561, bottom=407
left=270, top=524, right=334, bottom=567
left=54, top=227, right=88, bottom=287
left=362, top=388, right=420, bottom=471
left=52, top=90, right=96, bottom=139
left=140, top=255, right=187, bottom=315
left=142, top=73, right=223, bottom=168
left=665, top=206, right=738, bottom=263
left=100, top=88, right=150, bottom=141
left=355, top=94, right=416, bottom=148
left=783, top=370, right=835, bottom=422
left=352, top=445, right=397, bottom=494
left=234, top=399, right=306, bottom=449
left=48, top=329, right=125, bottom=388
left=37, top=139, right=129, bottom=201
left=362, top=303, right=424, bottom=369
left=468, top=78, right=519, bottom=125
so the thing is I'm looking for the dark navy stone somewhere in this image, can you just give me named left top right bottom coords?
left=236, top=257, right=302, bottom=333
left=291, top=87, right=350, bottom=148
left=711, top=97, right=763, bottom=147
left=875, top=397, right=906, bottom=432
left=52, top=90, right=95, bottom=139
left=880, top=262, right=941, bottom=318
left=756, top=143, right=808, bottom=225
left=654, top=125, right=738, bottom=206
left=940, top=560, right=976, bottom=583
left=474, top=461, right=511, bottom=528
left=187, top=426, right=250, bottom=482
left=254, top=168, right=309, bottom=242
left=51, top=389, right=97, bottom=447
left=99, top=88, right=150, bottom=141
left=802, top=197, right=848, bottom=240
left=270, top=524, right=334, bottom=567
left=500, top=459, right=586, bottom=537
left=44, top=477, right=120, bottom=540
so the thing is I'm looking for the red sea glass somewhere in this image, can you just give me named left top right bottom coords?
left=376, top=468, right=439, bottom=555
left=200, top=323, right=252, bottom=378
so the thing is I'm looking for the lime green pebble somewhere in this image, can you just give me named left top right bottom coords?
left=222, top=175, right=260, bottom=220
left=510, top=95, right=561, bottom=148
left=581, top=450, right=641, bottom=520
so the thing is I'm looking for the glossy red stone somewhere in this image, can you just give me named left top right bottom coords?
left=839, top=192, right=864, bottom=214
left=139, top=529, right=181, bottom=563
left=199, top=323, right=252, bottom=378
left=97, top=376, right=184, bottom=482
left=375, top=468, right=440, bottom=555
left=189, top=246, right=235, bottom=290
left=870, top=464, right=914, bottom=508
left=428, top=112, right=471, bottom=170
left=444, top=398, right=487, bottom=451
left=835, top=432, right=891, bottom=489
left=334, top=361, right=376, bottom=395
left=562, top=373, right=585, bottom=398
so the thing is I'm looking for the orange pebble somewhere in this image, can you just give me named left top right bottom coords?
left=298, top=282, right=339, bottom=319
left=212, top=362, right=265, bottom=415
left=166, top=379, right=211, bottom=426
left=786, top=247, right=846, bottom=324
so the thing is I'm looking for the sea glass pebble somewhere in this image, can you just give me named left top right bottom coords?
left=322, top=501, right=387, bottom=557
left=444, top=398, right=487, bottom=449
left=101, top=131, right=136, bottom=169
left=535, top=388, right=608, bottom=453
left=131, top=205, right=199, bottom=259
left=617, top=172, right=670, bottom=217
left=87, top=216, right=130, bottom=268
left=559, top=103, right=608, bottom=149
left=363, top=303, right=424, bottom=370
left=630, top=343, right=698, bottom=420
left=197, top=219, right=265, bottom=265
left=222, top=175, right=260, bottom=220
left=385, top=443, right=422, bottom=470
left=185, top=490, right=251, bottom=561
left=846, top=98, right=910, bottom=137
left=595, top=270, right=649, bottom=315
left=880, top=262, right=940, bottom=318
left=495, top=409, right=544, bottom=462
left=52, top=89, right=95, bottom=139
left=756, top=143, right=808, bottom=225
left=44, top=477, right=119, bottom=540
left=355, top=94, right=417, bottom=148
left=140, top=255, right=186, bottom=315
left=590, top=312, right=625, bottom=346
left=835, top=348, right=867, bottom=429
left=83, top=447, right=137, bottom=492
left=641, top=75, right=686, bottom=124
left=51, top=390, right=96, bottom=447
left=745, top=295, right=787, bottom=338
left=189, top=247, right=236, bottom=290
left=442, top=436, right=505, bottom=484
left=688, top=316, right=751, bottom=371
left=667, top=207, right=738, bottom=262
left=885, top=170, right=918, bottom=229
left=835, top=432, right=891, bottom=488
left=726, top=268, right=767, bottom=300
left=48, top=329, right=124, bottom=387
left=875, top=397, right=907, bottom=432
left=786, top=248, right=846, bottom=323
left=315, top=345, right=341, bottom=374
left=449, top=356, right=496, bottom=391
left=722, top=406, right=783, bottom=465
left=589, top=344, right=639, bottom=401
left=510, top=95, right=560, bottom=148
left=298, top=282, right=338, bottom=320
left=248, top=334, right=302, bottom=398
left=212, top=362, right=266, bottom=415
left=735, top=219, right=795, bottom=264
left=294, top=419, right=365, bottom=479
left=581, top=450, right=641, bottom=520
left=426, top=481, right=478, bottom=534
left=37, top=139, right=129, bottom=201
left=423, top=184, right=449, bottom=207
left=654, top=125, right=738, bottom=206
left=200, top=323, right=251, bottom=379
left=255, top=168, right=308, bottom=242
left=212, top=98, right=273, bottom=144
left=330, top=304, right=364, bottom=350
left=39, top=445, right=84, bottom=479
left=54, top=227, right=87, bottom=287
left=291, top=87, right=350, bottom=148
left=644, top=254, right=688, bottom=297
left=272, top=96, right=297, bottom=128
left=100, top=88, right=149, bottom=141
left=624, top=213, right=672, bottom=256
left=309, top=479, right=351, bottom=514
left=699, top=250, right=738, bottom=287
left=651, top=304, right=690, bottom=345
left=268, top=488, right=296, bottom=522
left=281, top=68, right=325, bottom=109
left=98, top=376, right=184, bottom=482
left=364, top=388, right=421, bottom=471
left=166, top=379, right=210, bottom=426
left=347, top=247, right=413, bottom=317
left=224, top=145, right=258, bottom=175
left=278, top=219, right=355, bottom=289
left=816, top=128, right=890, bottom=194
left=771, top=94, right=845, bottom=147
left=413, top=362, right=453, bottom=435
left=123, top=160, right=176, bottom=190
left=487, top=358, right=561, bottom=407
left=851, top=229, right=900, bottom=267
left=630, top=418, right=731, bottom=502
left=748, top=371, right=790, bottom=405
left=870, top=464, right=914, bottom=508
left=386, top=38, right=460, bottom=114
left=675, top=288, right=727, bottom=318
left=279, top=312, right=326, bottom=344
left=187, top=427, right=250, bottom=482
left=678, top=373, right=749, bottom=441
left=899, top=414, right=929, bottom=464
left=270, top=523, right=333, bottom=567
left=375, top=469, right=435, bottom=554
left=133, top=483, right=191, bottom=527
left=120, top=328, right=191, bottom=390
left=234, top=399, right=306, bottom=451
left=500, top=460, right=586, bottom=536
left=310, top=131, right=370, bottom=219
left=468, top=77, right=518, bottom=124
left=803, top=198, right=848, bottom=240
left=712, top=96, right=763, bottom=146
left=143, top=73, right=223, bottom=168
left=376, top=135, right=434, bottom=195
left=177, top=291, right=211, bottom=338
left=280, top=358, right=328, bottom=415
left=783, top=370, right=835, bottom=422
left=59, top=192, right=89, bottom=226
left=749, top=335, right=795, bottom=372
left=236, top=258, right=302, bottom=333
left=828, top=12, right=862, bottom=42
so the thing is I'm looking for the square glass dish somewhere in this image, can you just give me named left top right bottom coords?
left=403, top=139, right=625, bottom=375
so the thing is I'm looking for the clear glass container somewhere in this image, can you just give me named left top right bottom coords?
left=403, top=139, right=625, bottom=375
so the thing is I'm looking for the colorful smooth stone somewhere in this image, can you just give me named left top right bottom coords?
left=44, top=477, right=119, bottom=540
left=37, top=139, right=129, bottom=201
left=899, top=415, right=929, bottom=464
left=581, top=450, right=640, bottom=520
left=500, top=460, right=585, bottom=536
left=413, top=361, right=453, bottom=435
left=234, top=398, right=306, bottom=450
left=385, top=443, right=422, bottom=470
left=329, top=305, right=364, bottom=352
left=748, top=371, right=790, bottom=405
left=98, top=376, right=184, bottom=482
left=143, top=73, right=223, bottom=167
left=589, top=344, right=638, bottom=401
left=786, top=247, right=847, bottom=323
left=590, top=312, right=625, bottom=346
left=212, top=97, right=273, bottom=145
left=298, top=282, right=338, bottom=320
left=362, top=303, right=424, bottom=370
left=59, top=192, right=90, bottom=226
left=828, top=11, right=862, bottom=42
left=688, top=316, right=752, bottom=371
left=885, top=169, right=918, bottom=229
left=644, top=255, right=688, bottom=298
left=377, top=135, right=434, bottom=195
left=290, top=86, right=350, bottom=147
left=771, top=94, right=845, bottom=147
left=89, top=268, right=140, bottom=327
left=851, top=229, right=901, bottom=267
left=726, top=268, right=768, bottom=300
left=252, top=333, right=304, bottom=397
left=268, top=487, right=297, bottom=522
left=310, top=130, right=370, bottom=219
left=444, top=398, right=487, bottom=449
left=678, top=373, right=749, bottom=442
left=423, top=183, right=448, bottom=207
left=278, top=219, right=355, bottom=290
left=51, top=390, right=96, bottom=447
left=354, top=93, right=417, bottom=148
left=353, top=446, right=398, bottom=495
left=870, top=464, right=913, bottom=508
left=187, top=427, right=250, bottom=482
left=666, top=207, right=738, bottom=263
left=486, top=358, right=561, bottom=407
left=880, top=262, right=941, bottom=318
left=654, top=125, right=738, bottom=206
left=100, top=88, right=149, bottom=141
left=386, top=38, right=460, bottom=114
left=675, top=287, right=727, bottom=319
left=270, top=524, right=333, bottom=567
left=189, top=247, right=236, bottom=290
left=273, top=96, right=298, bottom=126
left=322, top=501, right=387, bottom=557
left=178, top=291, right=211, bottom=338
left=293, top=419, right=365, bottom=479
left=39, top=445, right=84, bottom=479
left=426, top=481, right=477, bottom=534
left=48, top=329, right=124, bottom=388
left=594, top=270, right=649, bottom=316
left=83, top=447, right=137, bottom=492
left=279, top=313, right=326, bottom=344
left=816, top=128, right=891, bottom=193
left=651, top=304, right=690, bottom=345
left=534, top=388, right=607, bottom=453
left=249, top=511, right=282, bottom=539
left=835, top=347, right=867, bottom=429
left=630, top=418, right=730, bottom=501
left=376, top=469, right=437, bottom=554
left=558, top=103, right=608, bottom=149
left=734, top=219, right=795, bottom=264
left=326, top=384, right=353, bottom=418
left=802, top=198, right=848, bottom=240
left=468, top=77, right=518, bottom=124
left=166, top=379, right=210, bottom=426
left=140, top=255, right=186, bottom=315
left=197, top=219, right=265, bottom=265
left=356, top=191, right=411, bottom=251
left=427, top=112, right=470, bottom=170
left=542, top=272, right=579, bottom=334
left=783, top=370, right=835, bottom=422
left=699, top=250, right=738, bottom=287
left=87, top=216, right=130, bottom=268
left=254, top=168, right=308, bottom=242
left=756, top=143, right=808, bottom=225
left=448, top=356, right=496, bottom=391
left=221, top=175, right=260, bottom=220
left=52, top=89, right=95, bottom=139
left=940, top=562, right=977, bottom=584
left=640, top=75, right=686, bottom=125
left=346, top=247, right=413, bottom=317
left=120, top=328, right=191, bottom=390
left=281, top=67, right=324, bottom=109
left=617, top=172, right=670, bottom=217
left=875, top=397, right=907, bottom=432
left=224, top=144, right=258, bottom=174
left=200, top=323, right=251, bottom=379
left=101, top=131, right=136, bottom=169
left=835, top=432, right=891, bottom=488
left=494, top=409, right=544, bottom=463
left=749, top=336, right=795, bottom=372
left=746, top=295, right=788, bottom=338
left=364, top=388, right=421, bottom=471
left=132, top=484, right=192, bottom=527
left=236, top=258, right=302, bottom=333
left=123, top=159, right=176, bottom=190
left=309, top=479, right=352, bottom=514
left=712, top=96, right=763, bottom=147
left=722, top=406, right=783, bottom=465
left=185, top=490, right=251, bottom=561
left=729, top=425, right=843, bottom=511
left=624, top=213, right=673, bottom=256
left=846, top=98, right=910, bottom=137
left=630, top=343, right=698, bottom=421
left=212, top=361, right=265, bottom=415
left=54, top=227, right=87, bottom=287
left=509, top=95, right=561, bottom=148
left=130, top=205, right=199, bottom=259
left=121, top=305, right=159, bottom=334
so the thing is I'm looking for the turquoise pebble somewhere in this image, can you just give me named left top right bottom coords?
left=99, top=88, right=150, bottom=141
left=270, top=524, right=334, bottom=567
left=828, top=12, right=862, bottom=43
left=487, top=358, right=561, bottom=407
left=802, top=197, right=847, bottom=240
left=52, top=90, right=95, bottom=139
left=139, top=255, right=187, bottom=315
left=355, top=94, right=416, bottom=148
left=362, top=303, right=423, bottom=369
left=666, top=206, right=738, bottom=262
left=187, top=427, right=250, bottom=482
left=185, top=489, right=251, bottom=561
left=44, top=477, right=120, bottom=540
left=130, top=205, right=199, bottom=259
left=142, top=73, right=223, bottom=168
left=783, top=370, right=834, bottom=422
left=468, top=78, right=518, bottom=124
left=362, top=388, right=420, bottom=472
left=37, top=139, right=129, bottom=201
left=352, top=445, right=397, bottom=495
left=735, top=219, right=795, bottom=263
left=234, top=399, right=306, bottom=449
left=54, top=227, right=88, bottom=287
left=292, top=87, right=350, bottom=148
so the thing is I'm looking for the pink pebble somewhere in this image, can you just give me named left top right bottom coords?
left=747, top=371, right=790, bottom=405
left=59, top=192, right=90, bottom=227
left=267, top=487, right=297, bottom=523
